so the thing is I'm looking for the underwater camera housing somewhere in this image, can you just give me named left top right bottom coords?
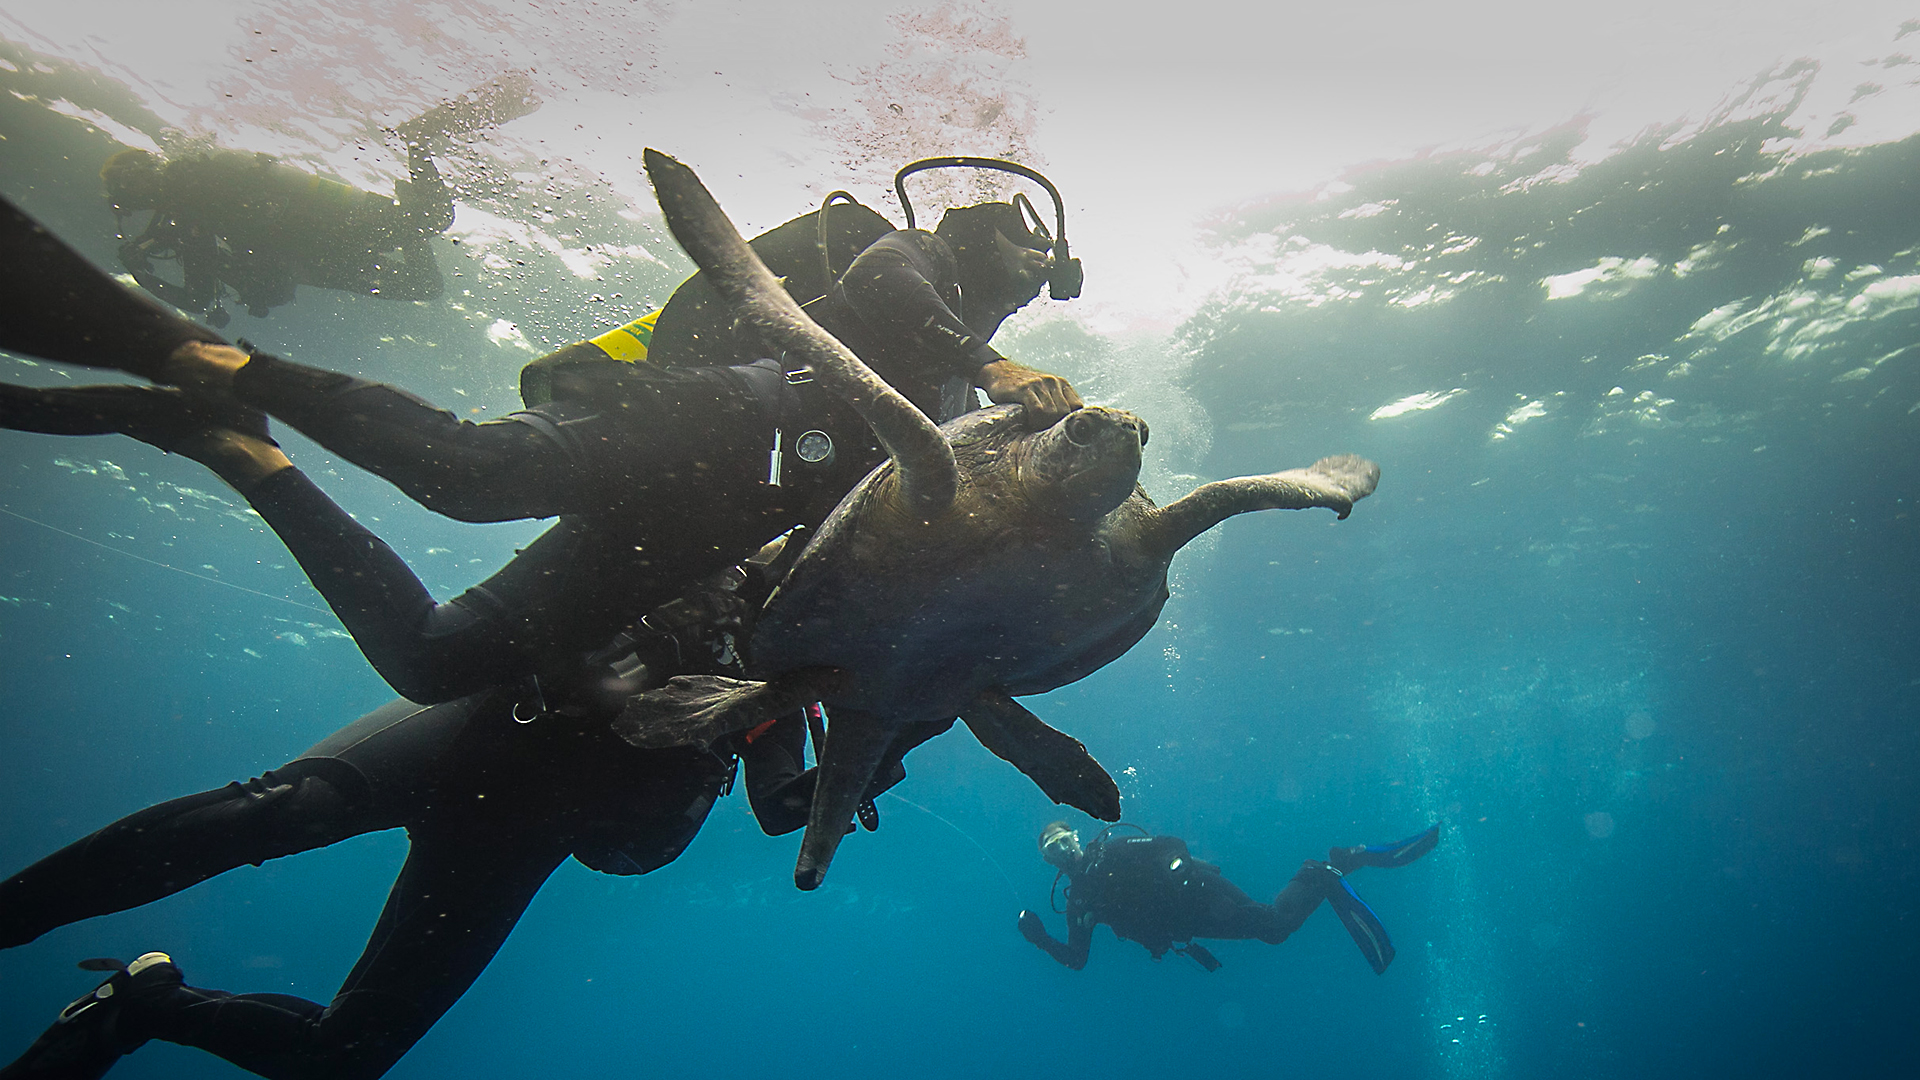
left=894, top=156, right=1083, bottom=300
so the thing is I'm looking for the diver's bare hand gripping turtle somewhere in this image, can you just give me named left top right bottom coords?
left=629, top=150, right=1381, bottom=890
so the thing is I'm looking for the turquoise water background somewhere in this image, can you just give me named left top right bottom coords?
left=2, top=34, right=1917, bottom=1080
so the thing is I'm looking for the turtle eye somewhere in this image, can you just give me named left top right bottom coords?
left=1064, top=410, right=1100, bottom=446
left=1137, top=420, right=1150, bottom=448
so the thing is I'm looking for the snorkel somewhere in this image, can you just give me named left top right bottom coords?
left=894, top=156, right=1084, bottom=300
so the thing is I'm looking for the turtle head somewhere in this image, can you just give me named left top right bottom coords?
left=1020, top=406, right=1147, bottom=522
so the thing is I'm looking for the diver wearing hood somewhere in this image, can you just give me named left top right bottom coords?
left=1019, top=821, right=1441, bottom=974
left=0, top=158, right=1085, bottom=712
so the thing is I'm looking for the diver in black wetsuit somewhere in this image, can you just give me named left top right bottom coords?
left=0, top=163, right=1083, bottom=710
left=1018, top=821, right=1441, bottom=974
left=0, top=640, right=813, bottom=1080
left=0, top=171, right=1072, bottom=1075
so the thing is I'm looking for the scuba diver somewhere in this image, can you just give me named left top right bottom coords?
left=1018, top=821, right=1441, bottom=973
left=0, top=156, right=1086, bottom=715
left=103, top=72, right=539, bottom=326
left=0, top=571, right=848, bottom=1080
left=0, top=156, right=1089, bottom=1080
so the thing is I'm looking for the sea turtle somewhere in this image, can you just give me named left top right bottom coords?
left=629, top=151, right=1381, bottom=890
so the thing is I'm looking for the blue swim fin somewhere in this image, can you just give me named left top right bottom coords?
left=1335, top=823, right=1440, bottom=871
left=1327, top=875, right=1395, bottom=974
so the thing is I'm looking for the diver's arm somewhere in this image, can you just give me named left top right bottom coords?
left=1018, top=905, right=1092, bottom=969
left=838, top=234, right=1004, bottom=375
left=839, top=235, right=1081, bottom=425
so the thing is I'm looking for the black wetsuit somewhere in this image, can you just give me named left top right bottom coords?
left=1023, top=832, right=1335, bottom=970
left=118, top=148, right=454, bottom=318
left=215, top=225, right=1013, bottom=707
left=0, top=688, right=727, bottom=1079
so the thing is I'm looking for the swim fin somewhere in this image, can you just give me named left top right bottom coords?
left=395, top=71, right=541, bottom=146
left=1326, top=874, right=1395, bottom=975
left=1332, top=823, right=1440, bottom=872
left=0, top=196, right=225, bottom=376
left=0, top=952, right=182, bottom=1079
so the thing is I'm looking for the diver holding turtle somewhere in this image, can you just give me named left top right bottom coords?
left=1019, top=822, right=1441, bottom=973
left=0, top=156, right=1085, bottom=1080
left=103, top=72, right=540, bottom=326
left=0, top=157, right=1082, bottom=712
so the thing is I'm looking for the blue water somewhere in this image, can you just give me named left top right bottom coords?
left=3, top=47, right=1917, bottom=1080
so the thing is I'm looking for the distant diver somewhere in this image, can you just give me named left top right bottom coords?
left=1019, top=821, right=1441, bottom=973
left=0, top=155, right=1083, bottom=722
left=101, top=72, right=540, bottom=326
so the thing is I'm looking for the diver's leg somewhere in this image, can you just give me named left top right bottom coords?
left=0, top=692, right=488, bottom=951
left=238, top=465, right=531, bottom=702
left=740, top=712, right=811, bottom=835
left=394, top=149, right=454, bottom=237
left=1263, top=861, right=1340, bottom=941
left=1240, top=859, right=1399, bottom=974
left=121, top=828, right=569, bottom=1080
left=0, top=196, right=224, bottom=377
left=1179, top=861, right=1337, bottom=947
left=225, top=351, right=575, bottom=522
left=0, top=380, right=524, bottom=703
left=0, top=758, right=379, bottom=950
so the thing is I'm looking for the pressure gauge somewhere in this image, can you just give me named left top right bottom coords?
left=795, top=429, right=835, bottom=465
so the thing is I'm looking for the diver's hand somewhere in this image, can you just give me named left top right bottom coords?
left=1018, top=910, right=1053, bottom=946
left=977, top=360, right=1083, bottom=429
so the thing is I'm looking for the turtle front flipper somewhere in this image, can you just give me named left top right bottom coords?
left=961, top=690, right=1122, bottom=821
left=611, top=670, right=841, bottom=749
left=642, top=148, right=957, bottom=515
left=795, top=707, right=898, bottom=891
left=1146, top=454, right=1381, bottom=555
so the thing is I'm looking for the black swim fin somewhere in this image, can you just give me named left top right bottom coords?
left=1332, top=823, right=1440, bottom=872
left=0, top=196, right=223, bottom=377
left=0, top=952, right=182, bottom=1079
left=1326, top=874, right=1395, bottom=975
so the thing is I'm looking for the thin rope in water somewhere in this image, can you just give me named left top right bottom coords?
left=0, top=505, right=330, bottom=614
left=880, top=791, right=1024, bottom=905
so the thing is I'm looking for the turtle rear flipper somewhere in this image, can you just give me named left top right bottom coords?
left=795, top=707, right=897, bottom=891
left=611, top=670, right=840, bottom=750
left=961, top=690, right=1120, bottom=821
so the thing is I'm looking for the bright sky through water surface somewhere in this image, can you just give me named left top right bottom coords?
left=5, top=0, right=1919, bottom=333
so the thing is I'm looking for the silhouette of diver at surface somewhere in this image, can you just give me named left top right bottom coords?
left=1019, top=821, right=1440, bottom=973
left=102, top=73, right=539, bottom=326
